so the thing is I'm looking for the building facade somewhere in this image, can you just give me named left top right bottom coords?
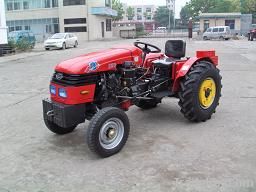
left=4, top=0, right=117, bottom=41
left=0, top=0, right=8, bottom=45
left=199, top=12, right=252, bottom=35
left=115, top=4, right=156, bottom=31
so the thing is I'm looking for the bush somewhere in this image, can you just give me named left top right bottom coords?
left=8, top=38, right=33, bottom=52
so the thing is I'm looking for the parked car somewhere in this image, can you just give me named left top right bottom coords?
left=248, top=29, right=256, bottom=41
left=203, top=26, right=232, bottom=40
left=44, top=33, right=78, bottom=50
left=155, top=27, right=167, bottom=33
left=8, top=30, right=36, bottom=48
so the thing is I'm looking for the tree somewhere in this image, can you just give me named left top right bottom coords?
left=241, top=0, right=256, bottom=18
left=180, top=5, right=192, bottom=25
left=126, top=6, right=135, bottom=20
left=180, top=0, right=241, bottom=20
left=112, top=0, right=125, bottom=21
left=153, top=6, right=174, bottom=27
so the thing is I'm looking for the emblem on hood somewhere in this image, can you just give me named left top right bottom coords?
left=89, top=61, right=98, bottom=71
left=55, top=73, right=63, bottom=80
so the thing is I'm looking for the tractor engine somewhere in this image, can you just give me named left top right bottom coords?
left=95, top=61, right=171, bottom=109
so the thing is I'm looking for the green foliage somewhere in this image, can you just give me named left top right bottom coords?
left=126, top=6, right=135, bottom=20
left=241, top=0, right=256, bottom=18
left=16, top=38, right=32, bottom=51
left=153, top=6, right=174, bottom=28
left=112, top=0, right=124, bottom=21
left=8, top=39, right=16, bottom=49
left=180, top=0, right=242, bottom=23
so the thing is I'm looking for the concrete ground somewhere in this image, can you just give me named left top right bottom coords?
left=0, top=38, right=256, bottom=192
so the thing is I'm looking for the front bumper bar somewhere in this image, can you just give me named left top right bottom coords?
left=42, top=98, right=86, bottom=128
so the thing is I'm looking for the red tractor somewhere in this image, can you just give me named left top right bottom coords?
left=248, top=29, right=256, bottom=41
left=43, top=40, right=222, bottom=157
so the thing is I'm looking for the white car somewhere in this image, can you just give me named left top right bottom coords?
left=44, top=33, right=78, bottom=50
left=203, top=26, right=232, bottom=40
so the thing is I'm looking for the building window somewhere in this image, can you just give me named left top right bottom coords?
left=52, top=0, right=58, bottom=7
left=225, top=20, right=235, bottom=30
left=23, top=1, right=29, bottom=9
left=65, top=26, right=87, bottom=32
left=46, top=25, right=52, bottom=33
left=63, top=0, right=86, bottom=6
left=106, top=19, right=112, bottom=31
left=64, top=18, right=87, bottom=24
left=43, top=0, right=51, bottom=8
left=137, top=8, right=142, bottom=13
left=105, top=0, right=111, bottom=7
left=137, top=15, right=142, bottom=20
left=14, top=2, right=21, bottom=10
left=24, top=25, right=31, bottom=30
left=15, top=26, right=22, bottom=31
left=7, top=2, right=13, bottom=11
left=146, top=8, right=151, bottom=12
left=146, top=16, right=151, bottom=20
left=9, top=26, right=15, bottom=32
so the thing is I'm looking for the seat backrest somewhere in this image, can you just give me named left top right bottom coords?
left=165, top=40, right=186, bottom=59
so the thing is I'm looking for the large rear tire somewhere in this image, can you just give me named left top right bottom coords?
left=44, top=119, right=76, bottom=134
left=87, top=107, right=130, bottom=157
left=178, top=61, right=222, bottom=122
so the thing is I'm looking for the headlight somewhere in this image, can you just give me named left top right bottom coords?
left=50, top=85, right=56, bottom=95
left=59, top=88, right=67, bottom=98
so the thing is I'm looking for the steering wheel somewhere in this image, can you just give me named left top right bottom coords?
left=134, top=42, right=161, bottom=54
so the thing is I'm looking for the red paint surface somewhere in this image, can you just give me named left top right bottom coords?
left=50, top=83, right=96, bottom=105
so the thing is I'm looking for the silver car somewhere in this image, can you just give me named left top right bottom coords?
left=203, top=26, right=232, bottom=40
left=44, top=33, right=78, bottom=50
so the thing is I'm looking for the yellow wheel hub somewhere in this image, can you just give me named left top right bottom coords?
left=199, top=78, right=216, bottom=109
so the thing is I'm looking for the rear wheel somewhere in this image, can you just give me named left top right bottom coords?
left=203, top=36, right=208, bottom=40
left=87, top=107, right=130, bottom=157
left=44, top=119, right=76, bottom=134
left=74, top=41, right=78, bottom=48
left=178, top=61, right=222, bottom=122
left=45, top=48, right=50, bottom=50
left=219, top=36, right=224, bottom=40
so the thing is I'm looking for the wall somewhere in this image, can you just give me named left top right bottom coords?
left=0, top=0, right=8, bottom=44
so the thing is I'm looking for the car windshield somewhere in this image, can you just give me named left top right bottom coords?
left=50, top=33, right=66, bottom=39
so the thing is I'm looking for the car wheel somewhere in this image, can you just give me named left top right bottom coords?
left=87, top=107, right=130, bottom=158
left=74, top=41, right=78, bottom=48
left=45, top=48, right=50, bottom=51
left=219, top=36, right=224, bottom=41
left=178, top=61, right=222, bottom=122
left=203, top=36, right=207, bottom=40
left=44, top=119, right=76, bottom=135
left=62, top=42, right=66, bottom=50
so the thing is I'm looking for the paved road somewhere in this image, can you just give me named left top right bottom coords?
left=0, top=38, right=256, bottom=192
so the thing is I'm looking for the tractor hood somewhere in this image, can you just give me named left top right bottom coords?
left=55, top=46, right=142, bottom=74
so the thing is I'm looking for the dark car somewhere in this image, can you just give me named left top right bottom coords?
left=248, top=29, right=256, bottom=41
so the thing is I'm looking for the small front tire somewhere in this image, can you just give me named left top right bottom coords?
left=74, top=41, right=78, bottom=48
left=87, top=107, right=130, bottom=158
left=44, top=119, right=76, bottom=134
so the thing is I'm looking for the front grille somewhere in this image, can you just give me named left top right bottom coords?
left=52, top=71, right=99, bottom=86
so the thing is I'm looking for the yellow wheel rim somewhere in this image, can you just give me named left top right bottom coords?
left=199, top=78, right=216, bottom=109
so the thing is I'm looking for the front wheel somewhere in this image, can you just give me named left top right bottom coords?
left=87, top=107, right=130, bottom=157
left=178, top=61, right=222, bottom=122
left=44, top=119, right=76, bottom=134
left=62, top=42, right=66, bottom=50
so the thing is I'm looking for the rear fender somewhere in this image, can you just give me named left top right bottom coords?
left=172, top=50, right=218, bottom=92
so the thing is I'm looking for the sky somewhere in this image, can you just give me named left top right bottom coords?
left=120, top=0, right=189, bottom=18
